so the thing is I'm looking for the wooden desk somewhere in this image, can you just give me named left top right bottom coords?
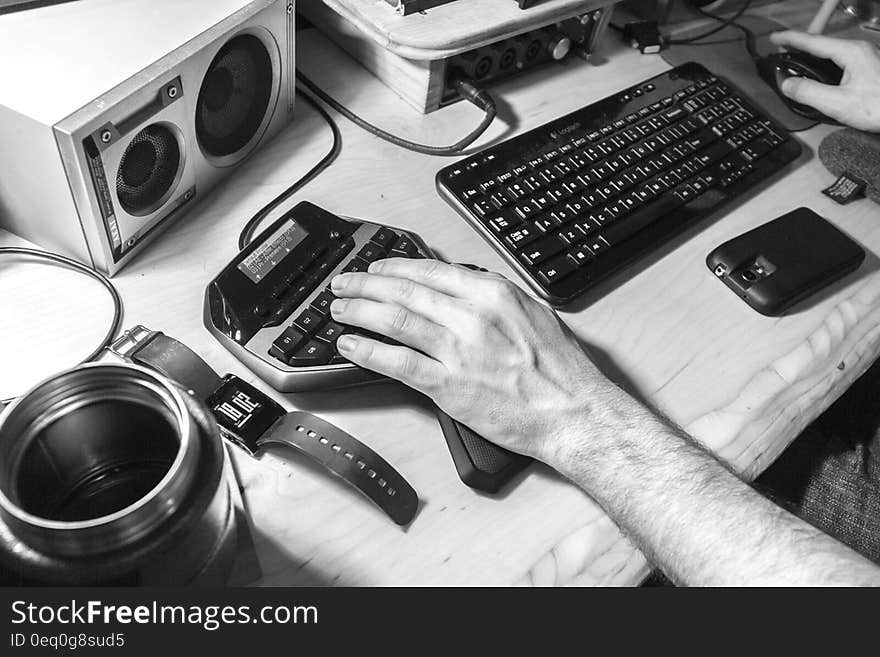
left=3, top=5, right=880, bottom=586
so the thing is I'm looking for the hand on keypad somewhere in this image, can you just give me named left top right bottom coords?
left=269, top=227, right=426, bottom=368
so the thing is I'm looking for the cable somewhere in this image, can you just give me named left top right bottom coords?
left=295, top=69, right=497, bottom=157
left=238, top=88, right=342, bottom=250
left=666, top=0, right=756, bottom=45
left=0, top=247, right=123, bottom=405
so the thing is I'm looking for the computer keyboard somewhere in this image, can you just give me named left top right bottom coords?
left=436, top=62, right=802, bottom=305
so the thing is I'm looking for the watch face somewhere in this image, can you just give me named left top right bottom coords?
left=205, top=375, right=285, bottom=453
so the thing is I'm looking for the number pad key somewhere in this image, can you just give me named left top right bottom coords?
left=310, top=290, right=337, bottom=315
left=292, top=308, right=325, bottom=334
left=341, top=257, right=370, bottom=274
left=370, top=227, right=399, bottom=249
left=357, top=243, right=385, bottom=264
left=269, top=327, right=307, bottom=363
left=289, top=340, right=332, bottom=367
left=316, top=320, right=345, bottom=344
left=389, top=236, right=419, bottom=258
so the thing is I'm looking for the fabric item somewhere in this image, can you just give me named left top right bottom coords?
left=757, top=354, right=880, bottom=564
left=818, top=128, right=880, bottom=205
left=643, top=354, right=880, bottom=585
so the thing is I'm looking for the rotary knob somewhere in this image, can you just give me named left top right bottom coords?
left=547, top=34, right=572, bottom=60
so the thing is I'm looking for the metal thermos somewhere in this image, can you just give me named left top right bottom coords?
left=0, top=363, right=238, bottom=585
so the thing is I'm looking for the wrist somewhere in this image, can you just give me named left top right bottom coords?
left=538, top=385, right=665, bottom=478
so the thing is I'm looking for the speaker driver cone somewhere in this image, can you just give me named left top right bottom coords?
left=196, top=34, right=273, bottom=159
left=115, top=124, right=182, bottom=216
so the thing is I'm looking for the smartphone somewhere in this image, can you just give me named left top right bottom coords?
left=706, top=207, right=865, bottom=316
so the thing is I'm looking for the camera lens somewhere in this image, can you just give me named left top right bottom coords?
left=742, top=269, right=758, bottom=282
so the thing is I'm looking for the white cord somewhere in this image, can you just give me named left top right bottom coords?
left=808, top=0, right=840, bottom=34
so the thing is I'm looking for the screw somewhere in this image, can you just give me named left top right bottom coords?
left=184, top=190, right=193, bottom=201
left=100, top=130, right=112, bottom=143
left=287, top=3, right=293, bottom=13
left=167, top=84, right=178, bottom=99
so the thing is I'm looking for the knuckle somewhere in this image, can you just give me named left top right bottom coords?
left=395, top=351, right=418, bottom=379
left=388, top=306, right=411, bottom=335
left=393, top=278, right=417, bottom=301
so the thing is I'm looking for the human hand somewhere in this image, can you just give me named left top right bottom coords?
left=328, top=259, right=635, bottom=466
left=769, top=31, right=880, bottom=131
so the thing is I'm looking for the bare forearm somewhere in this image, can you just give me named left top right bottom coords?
left=546, top=392, right=880, bottom=586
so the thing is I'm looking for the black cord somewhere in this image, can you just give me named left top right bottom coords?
left=666, top=0, right=756, bottom=45
left=0, top=247, right=123, bottom=405
left=238, top=88, right=342, bottom=250
left=295, top=69, right=497, bottom=157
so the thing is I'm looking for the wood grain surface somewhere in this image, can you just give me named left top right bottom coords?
left=2, top=2, right=879, bottom=585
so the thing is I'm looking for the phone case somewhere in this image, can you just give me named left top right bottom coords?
left=706, top=207, right=865, bottom=316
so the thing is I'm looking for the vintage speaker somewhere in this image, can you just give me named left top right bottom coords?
left=0, top=0, right=295, bottom=274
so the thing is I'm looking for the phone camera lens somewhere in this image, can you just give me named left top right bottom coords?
left=742, top=269, right=758, bottom=282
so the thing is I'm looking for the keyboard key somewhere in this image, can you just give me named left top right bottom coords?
left=310, top=290, right=336, bottom=315
left=520, top=234, right=566, bottom=267
left=293, top=308, right=325, bottom=334
left=370, top=227, right=398, bottom=249
left=269, top=327, right=307, bottom=363
left=316, top=320, right=345, bottom=344
left=472, top=198, right=495, bottom=218
left=357, top=243, right=385, bottom=264
left=488, top=212, right=520, bottom=235
left=289, top=340, right=332, bottom=367
left=504, top=225, right=539, bottom=249
left=567, top=245, right=594, bottom=267
left=537, top=255, right=578, bottom=285
left=390, top=236, right=419, bottom=257
left=341, top=257, right=370, bottom=274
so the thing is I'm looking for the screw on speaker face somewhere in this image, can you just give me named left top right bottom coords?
left=101, top=130, right=112, bottom=143
left=184, top=190, right=193, bottom=201
left=167, top=84, right=178, bottom=99
left=287, top=3, right=293, bottom=13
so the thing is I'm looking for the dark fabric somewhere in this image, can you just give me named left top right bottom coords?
left=641, top=355, right=880, bottom=585
left=756, top=356, right=880, bottom=564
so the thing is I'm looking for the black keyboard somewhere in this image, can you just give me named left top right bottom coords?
left=436, top=62, right=802, bottom=305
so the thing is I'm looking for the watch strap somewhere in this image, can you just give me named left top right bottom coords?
left=110, top=326, right=419, bottom=526
left=259, top=412, right=419, bottom=526
left=110, top=326, right=223, bottom=399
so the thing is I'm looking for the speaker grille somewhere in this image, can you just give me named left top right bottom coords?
left=115, top=124, right=181, bottom=216
left=196, top=34, right=273, bottom=159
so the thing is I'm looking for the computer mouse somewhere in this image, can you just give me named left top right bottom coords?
left=756, top=49, right=843, bottom=124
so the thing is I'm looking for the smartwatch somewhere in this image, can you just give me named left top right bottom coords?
left=109, top=326, right=418, bottom=526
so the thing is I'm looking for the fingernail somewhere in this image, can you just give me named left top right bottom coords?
left=331, top=274, right=349, bottom=292
left=368, top=260, right=384, bottom=273
left=337, top=335, right=356, bottom=353
left=780, top=78, right=794, bottom=94
left=330, top=299, right=348, bottom=315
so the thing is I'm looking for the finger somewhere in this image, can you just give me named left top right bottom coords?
left=366, top=257, right=501, bottom=300
left=769, top=30, right=860, bottom=67
left=780, top=77, right=845, bottom=117
left=336, top=334, right=444, bottom=393
left=330, top=270, right=468, bottom=327
left=330, top=297, right=449, bottom=358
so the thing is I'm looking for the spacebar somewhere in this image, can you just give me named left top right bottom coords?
left=602, top=192, right=685, bottom=245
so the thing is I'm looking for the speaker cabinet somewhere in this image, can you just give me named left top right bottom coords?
left=0, top=0, right=295, bottom=274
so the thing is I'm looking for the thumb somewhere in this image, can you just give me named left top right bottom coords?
left=780, top=77, right=843, bottom=116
